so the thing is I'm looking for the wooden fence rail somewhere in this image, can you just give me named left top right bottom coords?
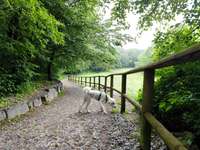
left=68, top=44, right=200, bottom=150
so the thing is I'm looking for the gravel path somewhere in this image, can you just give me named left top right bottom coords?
left=0, top=80, right=141, bottom=150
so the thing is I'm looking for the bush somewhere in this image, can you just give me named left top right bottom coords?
left=0, top=75, right=17, bottom=97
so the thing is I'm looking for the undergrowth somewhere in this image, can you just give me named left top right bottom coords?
left=0, top=80, right=52, bottom=109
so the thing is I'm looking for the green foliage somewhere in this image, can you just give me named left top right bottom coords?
left=135, top=24, right=200, bottom=146
left=111, top=0, right=200, bottom=31
left=0, top=80, right=50, bottom=108
left=151, top=26, right=200, bottom=146
left=109, top=0, right=200, bottom=147
left=0, top=0, right=125, bottom=98
left=0, top=0, right=64, bottom=96
left=39, top=0, right=124, bottom=75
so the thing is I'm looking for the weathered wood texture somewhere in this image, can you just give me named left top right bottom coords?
left=93, top=77, right=96, bottom=88
left=144, top=112, right=187, bottom=150
left=121, top=74, right=127, bottom=113
left=98, top=76, right=101, bottom=90
left=141, top=69, right=155, bottom=150
left=123, top=94, right=141, bottom=111
left=104, top=77, right=107, bottom=92
left=89, top=77, right=91, bottom=87
left=110, top=75, right=113, bottom=97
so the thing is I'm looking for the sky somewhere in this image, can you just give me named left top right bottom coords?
left=122, top=14, right=155, bottom=50
left=101, top=6, right=155, bottom=50
left=122, top=14, right=183, bottom=50
left=101, top=4, right=183, bottom=50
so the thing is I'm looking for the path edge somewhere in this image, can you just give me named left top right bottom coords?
left=0, top=80, right=64, bottom=122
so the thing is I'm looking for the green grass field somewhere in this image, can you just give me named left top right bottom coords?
left=80, top=68, right=143, bottom=100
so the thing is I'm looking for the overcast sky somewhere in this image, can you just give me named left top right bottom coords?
left=102, top=7, right=155, bottom=50
left=122, top=14, right=155, bottom=50
left=101, top=4, right=183, bottom=50
left=122, top=14, right=183, bottom=50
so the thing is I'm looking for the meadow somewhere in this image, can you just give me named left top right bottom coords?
left=80, top=68, right=144, bottom=100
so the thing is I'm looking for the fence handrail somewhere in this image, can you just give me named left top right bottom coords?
left=67, top=44, right=200, bottom=150
left=70, top=75, right=187, bottom=150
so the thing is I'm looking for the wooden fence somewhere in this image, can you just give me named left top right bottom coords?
left=68, top=44, right=200, bottom=150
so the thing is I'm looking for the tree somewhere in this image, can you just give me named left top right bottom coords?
left=116, top=48, right=143, bottom=68
left=0, top=0, right=64, bottom=96
left=110, top=0, right=200, bottom=147
left=111, top=0, right=200, bottom=31
left=41, top=0, right=125, bottom=76
left=150, top=25, right=200, bottom=147
left=0, top=0, right=128, bottom=97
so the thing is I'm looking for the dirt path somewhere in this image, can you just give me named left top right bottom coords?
left=0, top=80, right=142, bottom=150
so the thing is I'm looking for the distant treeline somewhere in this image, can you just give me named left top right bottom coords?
left=116, top=47, right=152, bottom=68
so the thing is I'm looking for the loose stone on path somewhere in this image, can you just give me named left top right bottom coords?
left=0, top=80, right=166, bottom=150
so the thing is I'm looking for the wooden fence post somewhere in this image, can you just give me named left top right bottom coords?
left=85, top=77, right=87, bottom=86
left=93, top=77, right=96, bottom=88
left=121, top=74, right=127, bottom=113
left=89, top=77, right=92, bottom=87
left=81, top=77, right=82, bottom=85
left=98, top=76, right=101, bottom=90
left=141, top=69, right=155, bottom=150
left=104, top=76, right=107, bottom=92
left=110, top=75, right=114, bottom=97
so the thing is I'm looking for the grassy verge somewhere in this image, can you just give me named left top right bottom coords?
left=0, top=80, right=53, bottom=109
left=79, top=68, right=143, bottom=100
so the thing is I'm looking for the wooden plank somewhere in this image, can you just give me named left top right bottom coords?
left=144, top=112, right=187, bottom=150
left=85, top=77, right=87, bottom=86
left=121, top=74, right=127, bottom=113
left=141, top=69, right=155, bottom=150
left=106, top=86, right=121, bottom=94
left=110, top=75, right=114, bottom=97
left=104, top=77, right=107, bottom=92
left=93, top=77, right=96, bottom=88
left=106, top=73, right=123, bottom=77
left=89, top=77, right=91, bottom=87
left=123, top=94, right=142, bottom=111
